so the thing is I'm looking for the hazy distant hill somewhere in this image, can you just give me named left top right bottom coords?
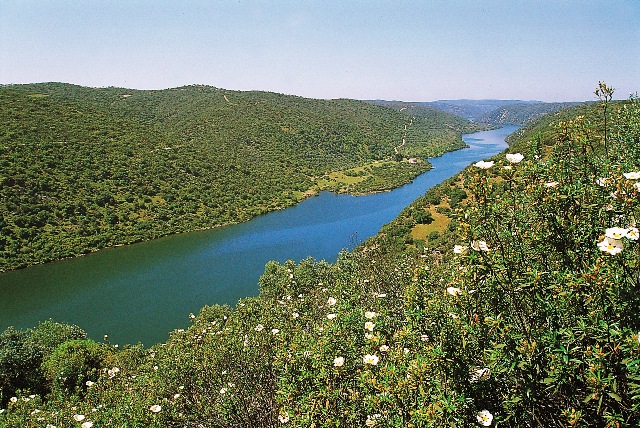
left=382, top=99, right=583, bottom=126
left=476, top=101, right=583, bottom=125
left=418, top=99, right=541, bottom=121
left=0, top=83, right=484, bottom=270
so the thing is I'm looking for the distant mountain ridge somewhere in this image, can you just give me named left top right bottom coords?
left=476, top=101, right=583, bottom=125
left=418, top=99, right=543, bottom=121
left=369, top=99, right=584, bottom=126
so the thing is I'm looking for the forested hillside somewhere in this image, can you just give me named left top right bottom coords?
left=1, top=88, right=638, bottom=427
left=477, top=101, right=582, bottom=125
left=416, top=99, right=539, bottom=121
left=365, top=100, right=489, bottom=159
left=0, top=83, right=485, bottom=271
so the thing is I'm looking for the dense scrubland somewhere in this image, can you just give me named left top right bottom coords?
left=0, top=83, right=484, bottom=272
left=1, top=86, right=638, bottom=427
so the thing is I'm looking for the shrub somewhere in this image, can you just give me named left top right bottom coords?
left=0, top=321, right=85, bottom=405
left=41, top=339, right=111, bottom=397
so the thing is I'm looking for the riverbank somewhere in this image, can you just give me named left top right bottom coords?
left=0, top=126, right=516, bottom=345
left=0, top=145, right=449, bottom=273
left=1, top=83, right=486, bottom=273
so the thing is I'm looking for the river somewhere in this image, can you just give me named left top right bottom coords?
left=0, top=125, right=518, bottom=345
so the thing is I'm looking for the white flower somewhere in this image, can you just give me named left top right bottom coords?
left=219, top=387, right=228, bottom=394
left=605, top=227, right=628, bottom=240
left=333, top=356, right=345, bottom=367
left=376, top=293, right=387, bottom=298
left=366, top=414, right=382, bottom=426
left=45, top=425, right=56, bottom=428
left=596, top=177, right=610, bottom=186
left=271, top=328, right=280, bottom=335
left=85, top=381, right=94, bottom=387
left=505, top=153, right=524, bottom=164
left=471, top=240, right=490, bottom=252
left=150, top=404, right=162, bottom=413
left=503, top=165, right=512, bottom=170
left=474, top=160, right=494, bottom=169
left=278, top=410, right=290, bottom=423
left=476, top=409, right=493, bottom=426
left=625, top=227, right=638, bottom=240
left=173, top=393, right=181, bottom=399
left=598, top=237, right=624, bottom=255
left=9, top=397, right=17, bottom=403
left=545, top=181, right=559, bottom=187
left=365, top=321, right=375, bottom=332
left=363, top=354, right=379, bottom=365
left=453, top=245, right=468, bottom=254
left=623, top=171, right=640, bottom=180
left=73, top=414, right=85, bottom=422
left=327, top=297, right=337, bottom=306
left=364, top=311, right=376, bottom=319
left=635, top=182, right=640, bottom=192
left=255, top=324, right=264, bottom=332
left=379, top=345, right=389, bottom=352
left=81, top=422, right=94, bottom=428
left=292, top=312, right=299, bottom=319
left=326, top=313, right=337, bottom=320
left=469, top=367, right=491, bottom=383
left=446, top=287, right=462, bottom=296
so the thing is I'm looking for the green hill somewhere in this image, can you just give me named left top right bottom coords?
left=416, top=99, right=542, bottom=121
left=477, top=101, right=583, bottom=125
left=365, top=100, right=491, bottom=159
left=1, top=87, right=638, bottom=427
left=0, top=83, right=484, bottom=271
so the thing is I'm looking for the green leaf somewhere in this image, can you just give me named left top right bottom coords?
left=607, top=392, right=622, bottom=402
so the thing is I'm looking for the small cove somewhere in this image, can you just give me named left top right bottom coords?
left=0, top=125, right=518, bottom=345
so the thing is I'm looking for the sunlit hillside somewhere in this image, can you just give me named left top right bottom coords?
left=0, top=83, right=486, bottom=272
left=1, top=88, right=638, bottom=427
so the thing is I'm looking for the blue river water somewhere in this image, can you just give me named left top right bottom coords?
left=0, top=125, right=517, bottom=345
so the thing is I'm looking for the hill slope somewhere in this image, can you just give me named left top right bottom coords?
left=0, top=83, right=485, bottom=271
left=419, top=99, right=541, bottom=121
left=477, top=101, right=582, bottom=125
left=1, top=90, right=638, bottom=427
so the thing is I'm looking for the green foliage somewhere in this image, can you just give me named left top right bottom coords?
left=478, top=101, right=582, bottom=125
left=0, top=83, right=479, bottom=271
left=1, top=88, right=639, bottom=427
left=0, top=321, right=86, bottom=406
left=41, top=339, right=111, bottom=398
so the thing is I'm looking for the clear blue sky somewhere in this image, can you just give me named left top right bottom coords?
left=1, top=0, right=638, bottom=102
